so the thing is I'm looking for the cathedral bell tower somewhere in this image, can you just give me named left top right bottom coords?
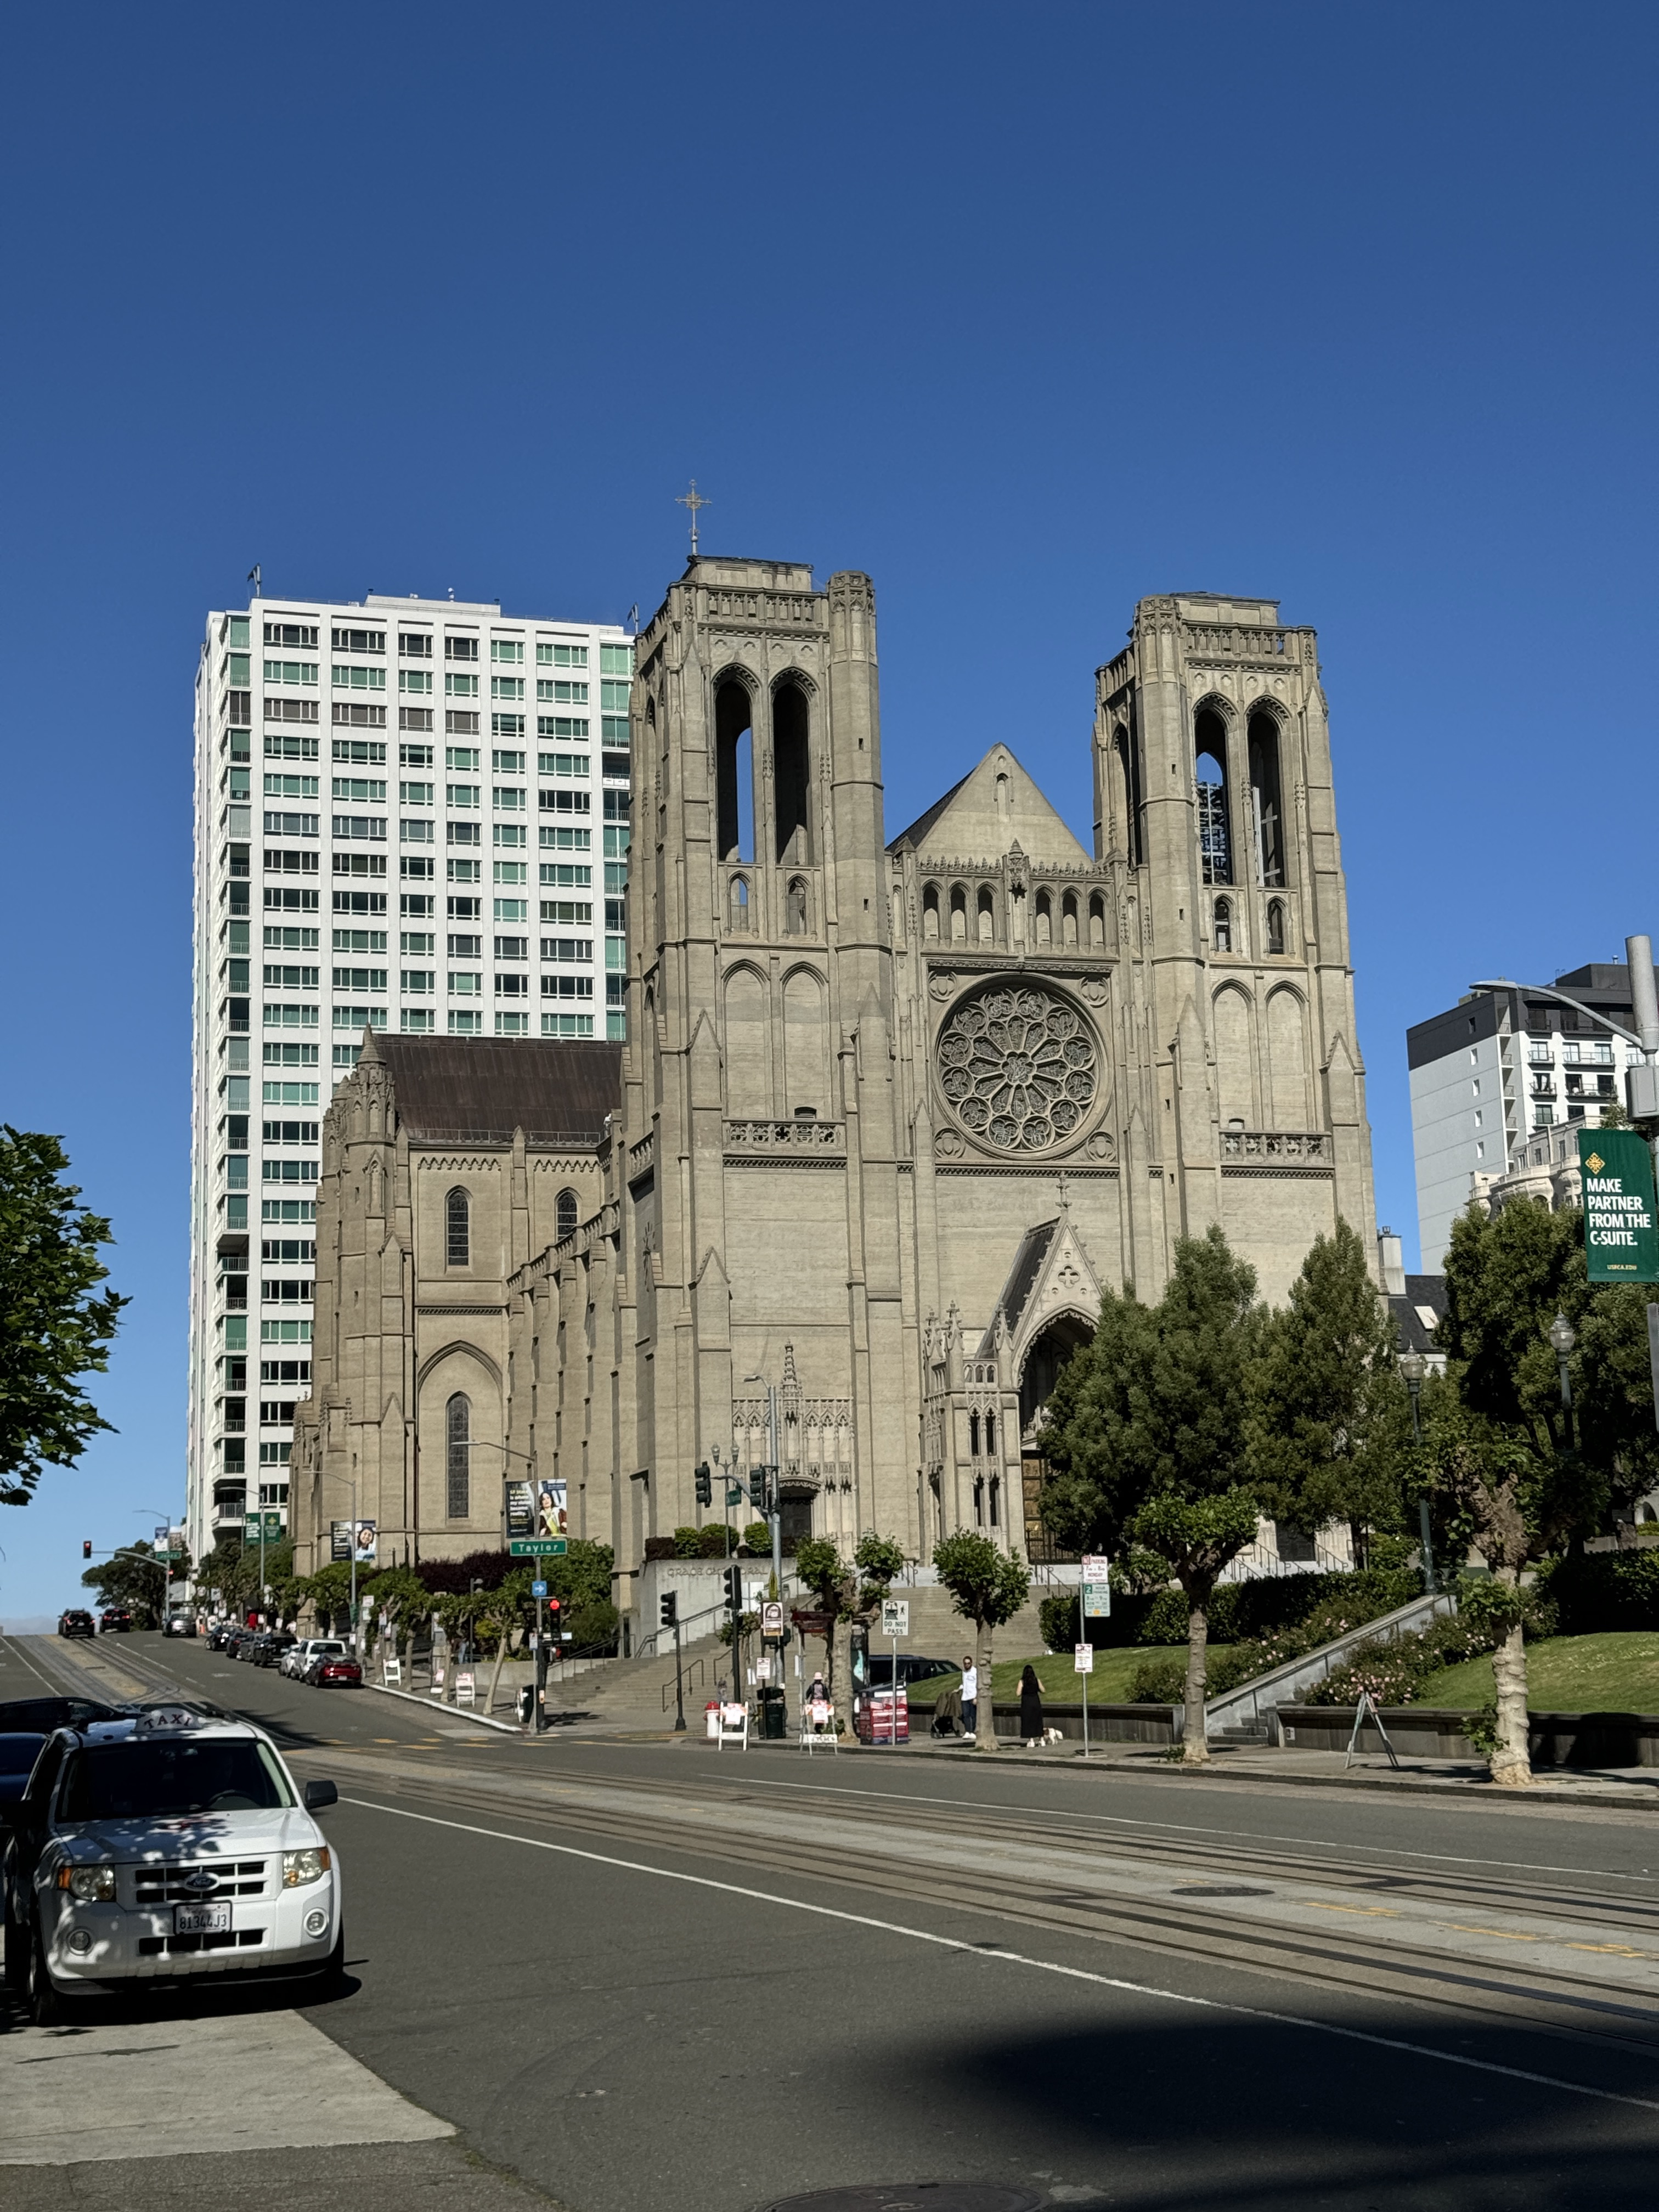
left=613, top=558, right=911, bottom=1560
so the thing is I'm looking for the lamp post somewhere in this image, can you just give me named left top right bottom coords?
left=1548, top=1311, right=1577, bottom=1453
left=1397, top=1351, right=1435, bottom=1594
left=136, top=1507, right=182, bottom=1628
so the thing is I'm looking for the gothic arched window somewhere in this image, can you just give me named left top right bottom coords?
left=1248, top=712, right=1285, bottom=887
left=923, top=884, right=940, bottom=941
left=1061, top=891, right=1079, bottom=947
left=950, top=886, right=967, bottom=943
left=445, top=1393, right=470, bottom=1519
left=556, top=1186, right=579, bottom=1240
left=977, top=886, right=995, bottom=944
left=772, top=681, right=811, bottom=865
left=445, top=1187, right=470, bottom=1268
left=1214, top=898, right=1233, bottom=953
left=1088, top=893, right=1106, bottom=949
left=786, top=876, right=809, bottom=935
left=1035, top=891, right=1052, bottom=946
left=1267, top=898, right=1286, bottom=957
left=730, top=874, right=749, bottom=931
left=715, top=680, right=753, bottom=862
left=1195, top=707, right=1232, bottom=885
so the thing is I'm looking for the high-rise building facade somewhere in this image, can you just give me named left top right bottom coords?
left=1408, top=964, right=1640, bottom=1268
left=187, top=591, right=634, bottom=1562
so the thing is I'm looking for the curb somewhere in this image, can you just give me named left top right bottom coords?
left=365, top=1678, right=521, bottom=1735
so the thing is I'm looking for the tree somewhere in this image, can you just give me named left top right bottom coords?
left=364, top=1565, right=429, bottom=1675
left=81, top=1541, right=170, bottom=1627
left=1434, top=1198, right=1616, bottom=1784
left=479, top=1567, right=535, bottom=1717
left=932, top=1531, right=1030, bottom=1751
left=1249, top=1218, right=1412, bottom=1563
left=1040, top=1226, right=1266, bottom=1764
left=793, top=1537, right=857, bottom=1700
left=0, top=1128, right=128, bottom=1505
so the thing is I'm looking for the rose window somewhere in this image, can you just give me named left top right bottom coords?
left=936, top=986, right=1097, bottom=1152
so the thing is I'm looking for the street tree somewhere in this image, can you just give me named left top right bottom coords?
left=1249, top=1218, right=1411, bottom=1562
left=479, top=1567, right=535, bottom=1717
left=1432, top=1197, right=1618, bottom=1784
left=1040, top=1226, right=1266, bottom=1763
left=932, top=1530, right=1030, bottom=1752
left=81, top=1540, right=170, bottom=1627
left=0, top=1128, right=128, bottom=1505
left=793, top=1537, right=857, bottom=1703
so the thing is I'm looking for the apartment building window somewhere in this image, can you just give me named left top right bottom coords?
left=265, top=733, right=319, bottom=761
left=332, top=664, right=386, bottom=692
left=331, top=628, right=385, bottom=655
left=332, top=702, right=387, bottom=730
left=491, top=678, right=525, bottom=702
left=448, top=1010, right=482, bottom=1034
left=493, top=825, right=526, bottom=849
left=538, top=641, right=587, bottom=668
left=264, top=623, right=318, bottom=650
left=333, top=1006, right=387, bottom=1030
left=539, top=753, right=590, bottom=778
left=333, top=815, right=386, bottom=842
left=402, top=1008, right=435, bottom=1032
left=264, top=659, right=318, bottom=686
left=266, top=698, right=320, bottom=726
left=332, top=928, right=387, bottom=952
left=332, top=778, right=386, bottom=803
left=599, top=644, right=634, bottom=676
left=264, top=775, right=318, bottom=800
left=494, top=861, right=528, bottom=885
left=445, top=711, right=480, bottom=736
left=332, top=739, right=386, bottom=765
left=264, top=811, right=318, bottom=838
left=538, top=716, right=589, bottom=741
left=544, top=1013, right=595, bottom=1037
left=542, top=975, right=595, bottom=1000
left=400, top=743, right=436, bottom=768
left=400, top=633, right=432, bottom=659
left=263, top=1042, right=320, bottom=1068
left=492, top=639, right=524, bottom=665
left=446, top=672, right=480, bottom=699
left=402, top=819, right=435, bottom=843
left=263, top=1004, right=319, bottom=1029
left=334, top=889, right=387, bottom=916
left=400, top=707, right=435, bottom=732
left=541, top=936, right=593, bottom=963
left=492, top=750, right=525, bottom=774
left=540, top=789, right=591, bottom=816
left=538, top=679, right=587, bottom=704
left=445, top=637, right=479, bottom=663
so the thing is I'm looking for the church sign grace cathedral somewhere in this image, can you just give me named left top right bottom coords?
left=292, top=557, right=1376, bottom=1593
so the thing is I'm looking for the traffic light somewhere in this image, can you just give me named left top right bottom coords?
left=694, top=1462, right=712, bottom=1509
left=82, top=1540, right=92, bottom=1559
left=659, top=1590, right=678, bottom=1629
left=723, top=1564, right=742, bottom=1610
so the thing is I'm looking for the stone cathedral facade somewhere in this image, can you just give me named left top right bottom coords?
left=293, top=558, right=1376, bottom=1622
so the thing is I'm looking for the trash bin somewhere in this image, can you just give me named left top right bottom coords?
left=761, top=1688, right=787, bottom=1740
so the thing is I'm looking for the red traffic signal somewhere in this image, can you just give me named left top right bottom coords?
left=82, top=1540, right=92, bottom=1559
left=548, top=1596, right=560, bottom=1611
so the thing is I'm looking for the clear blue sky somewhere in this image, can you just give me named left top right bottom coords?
left=2, top=4, right=1654, bottom=1620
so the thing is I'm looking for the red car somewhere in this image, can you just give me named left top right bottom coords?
left=306, top=1653, right=363, bottom=1688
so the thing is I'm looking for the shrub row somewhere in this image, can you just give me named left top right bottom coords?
left=1039, top=1566, right=1420, bottom=1662
left=1534, top=1548, right=1659, bottom=1634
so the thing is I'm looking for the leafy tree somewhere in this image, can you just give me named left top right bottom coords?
left=793, top=1537, right=859, bottom=1728
left=1041, top=1226, right=1267, bottom=1763
left=932, top=1530, right=1030, bottom=1751
left=81, top=1539, right=171, bottom=1627
left=853, top=1531, right=907, bottom=1608
left=365, top=1565, right=430, bottom=1673
left=1249, top=1218, right=1412, bottom=1563
left=479, top=1566, right=536, bottom=1717
left=300, top=1559, right=359, bottom=1632
left=1432, top=1197, right=1629, bottom=1784
left=0, top=1128, right=128, bottom=1505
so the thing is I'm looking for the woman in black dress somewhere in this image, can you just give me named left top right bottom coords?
left=1018, top=1663, right=1046, bottom=1748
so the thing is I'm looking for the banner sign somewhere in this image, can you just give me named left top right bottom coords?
left=505, top=1479, right=535, bottom=1538
left=535, top=1477, right=567, bottom=1538
left=1579, top=1129, right=1659, bottom=1283
left=354, top=1519, right=377, bottom=1563
left=330, top=1521, right=354, bottom=1562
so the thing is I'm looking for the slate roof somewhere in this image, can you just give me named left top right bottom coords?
left=1389, top=1272, right=1447, bottom=1359
left=887, top=770, right=972, bottom=856
left=977, top=1219, right=1059, bottom=1355
left=364, top=1032, right=623, bottom=1144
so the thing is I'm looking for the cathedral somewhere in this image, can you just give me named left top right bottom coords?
left=292, top=558, right=1376, bottom=1621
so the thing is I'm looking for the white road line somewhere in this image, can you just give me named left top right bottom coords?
left=343, top=1795, right=1659, bottom=2116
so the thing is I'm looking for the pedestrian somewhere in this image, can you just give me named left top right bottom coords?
left=805, top=1669, right=831, bottom=1730
left=1019, top=1662, right=1045, bottom=1748
left=960, top=1654, right=978, bottom=1742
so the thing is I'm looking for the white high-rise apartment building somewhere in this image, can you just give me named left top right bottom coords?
left=187, top=590, right=634, bottom=1562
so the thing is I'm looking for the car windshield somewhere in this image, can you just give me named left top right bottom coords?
left=0, top=1735, right=45, bottom=1777
left=57, top=1739, right=294, bottom=1820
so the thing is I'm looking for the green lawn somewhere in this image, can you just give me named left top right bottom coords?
left=911, top=1646, right=1209, bottom=1707
left=1418, top=1632, right=1659, bottom=1714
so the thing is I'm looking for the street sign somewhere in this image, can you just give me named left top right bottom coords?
left=1580, top=1130, right=1659, bottom=1282
left=531, top=1579, right=548, bottom=1599
left=1081, top=1554, right=1112, bottom=1620
left=879, top=1598, right=909, bottom=1638
left=1074, top=1643, right=1095, bottom=1673
left=761, top=1599, right=785, bottom=1639
left=510, top=1538, right=568, bottom=1556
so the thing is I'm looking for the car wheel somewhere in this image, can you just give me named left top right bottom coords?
left=28, top=1925, right=64, bottom=2027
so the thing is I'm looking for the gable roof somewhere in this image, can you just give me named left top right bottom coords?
left=887, top=746, right=1090, bottom=870
left=367, top=1034, right=622, bottom=1144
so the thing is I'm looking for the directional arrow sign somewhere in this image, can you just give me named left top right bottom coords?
left=510, top=1538, right=568, bottom=1557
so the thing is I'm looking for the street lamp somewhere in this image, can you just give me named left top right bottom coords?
left=136, top=1507, right=182, bottom=1626
left=1548, top=1311, right=1577, bottom=1452
left=1397, top=1350, right=1435, bottom=1595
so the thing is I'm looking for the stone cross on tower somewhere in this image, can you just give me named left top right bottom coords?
left=676, top=478, right=710, bottom=554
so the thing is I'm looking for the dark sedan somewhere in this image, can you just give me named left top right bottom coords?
left=252, top=1631, right=297, bottom=1668
left=0, top=1696, right=119, bottom=1734
left=99, top=1608, right=133, bottom=1634
left=865, top=1654, right=958, bottom=1690
left=57, top=1610, right=95, bottom=1639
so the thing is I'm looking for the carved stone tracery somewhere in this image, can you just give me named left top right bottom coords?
left=936, top=985, right=1098, bottom=1153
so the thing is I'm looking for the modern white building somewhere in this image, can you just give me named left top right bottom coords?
left=187, top=590, right=634, bottom=1563
left=1408, top=964, right=1641, bottom=1269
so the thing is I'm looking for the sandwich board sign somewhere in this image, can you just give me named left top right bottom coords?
left=1579, top=1130, right=1659, bottom=1283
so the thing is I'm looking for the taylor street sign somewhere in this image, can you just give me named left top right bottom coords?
left=510, top=1538, right=568, bottom=1558
left=1579, top=1128, right=1659, bottom=1283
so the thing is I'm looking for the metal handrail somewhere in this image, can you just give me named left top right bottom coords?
left=663, top=1657, right=707, bottom=1712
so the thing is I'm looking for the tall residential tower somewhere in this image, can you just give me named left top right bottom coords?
left=187, top=590, right=634, bottom=1562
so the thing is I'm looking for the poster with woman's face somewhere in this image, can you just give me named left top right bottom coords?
left=535, top=1479, right=567, bottom=1537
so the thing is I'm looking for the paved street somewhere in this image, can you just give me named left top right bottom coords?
left=5, top=1632, right=1659, bottom=2210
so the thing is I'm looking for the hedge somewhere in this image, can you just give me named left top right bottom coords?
left=1534, top=1549, right=1659, bottom=1634
left=1039, top=1566, right=1420, bottom=1658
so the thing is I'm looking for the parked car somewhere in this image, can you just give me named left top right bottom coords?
left=281, top=1639, right=346, bottom=1680
left=0, top=1734, right=48, bottom=1813
left=0, top=1699, right=120, bottom=1735
left=224, top=1629, right=257, bottom=1660
left=2, top=1706, right=343, bottom=2023
left=57, top=1612, right=95, bottom=1640
left=98, top=1610, right=132, bottom=1635
left=252, top=1632, right=297, bottom=1669
left=864, top=1654, right=958, bottom=1690
left=303, top=1653, right=363, bottom=1689
left=206, top=1622, right=235, bottom=1651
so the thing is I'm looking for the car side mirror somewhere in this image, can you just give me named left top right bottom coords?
left=302, top=1779, right=338, bottom=1811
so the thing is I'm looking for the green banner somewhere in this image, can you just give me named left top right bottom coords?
left=1579, top=1128, right=1659, bottom=1283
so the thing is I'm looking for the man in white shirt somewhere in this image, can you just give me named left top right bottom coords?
left=960, top=1655, right=978, bottom=1742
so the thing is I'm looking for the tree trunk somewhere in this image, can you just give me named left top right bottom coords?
left=1489, top=1617, right=1532, bottom=1787
left=975, top=1619, right=997, bottom=1752
left=1181, top=1598, right=1209, bottom=1765
left=487, top=1624, right=514, bottom=1720
left=830, top=1614, right=854, bottom=1742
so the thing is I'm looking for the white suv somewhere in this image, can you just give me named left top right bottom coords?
left=2, top=1707, right=344, bottom=2023
left=280, top=1638, right=347, bottom=1680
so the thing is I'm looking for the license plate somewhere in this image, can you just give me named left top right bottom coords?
left=173, top=1902, right=231, bottom=1935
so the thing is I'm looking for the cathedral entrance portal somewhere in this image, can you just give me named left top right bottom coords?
left=1019, top=1314, right=1093, bottom=1566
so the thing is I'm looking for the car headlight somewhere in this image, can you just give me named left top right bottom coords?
left=282, top=1847, right=331, bottom=1887
left=58, top=1865, right=116, bottom=1902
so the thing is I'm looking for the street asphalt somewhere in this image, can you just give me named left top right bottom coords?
left=4, top=1629, right=1659, bottom=2211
